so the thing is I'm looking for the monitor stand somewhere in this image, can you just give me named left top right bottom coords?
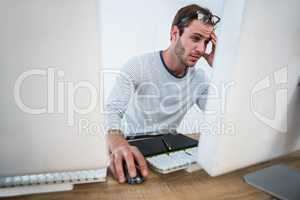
left=0, top=183, right=73, bottom=198
left=244, top=164, right=300, bottom=200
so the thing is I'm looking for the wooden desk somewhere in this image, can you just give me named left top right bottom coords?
left=7, top=150, right=300, bottom=200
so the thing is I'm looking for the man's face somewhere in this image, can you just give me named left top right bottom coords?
left=173, top=20, right=214, bottom=67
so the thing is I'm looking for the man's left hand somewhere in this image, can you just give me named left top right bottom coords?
left=203, top=31, right=217, bottom=67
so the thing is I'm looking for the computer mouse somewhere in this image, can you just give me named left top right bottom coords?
left=123, top=161, right=145, bottom=184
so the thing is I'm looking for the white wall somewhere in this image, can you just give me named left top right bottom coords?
left=98, top=0, right=224, bottom=133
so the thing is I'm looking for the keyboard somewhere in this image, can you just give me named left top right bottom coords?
left=0, top=168, right=106, bottom=188
left=146, top=147, right=198, bottom=174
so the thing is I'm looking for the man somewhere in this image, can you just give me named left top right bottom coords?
left=105, top=4, right=220, bottom=183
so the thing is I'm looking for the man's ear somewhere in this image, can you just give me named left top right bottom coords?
left=170, top=25, right=179, bottom=42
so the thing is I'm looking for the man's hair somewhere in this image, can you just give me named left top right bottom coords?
left=171, top=4, right=213, bottom=37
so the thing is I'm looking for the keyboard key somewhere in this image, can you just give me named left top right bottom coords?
left=77, top=171, right=87, bottom=181
left=37, top=174, right=46, bottom=184
left=45, top=173, right=54, bottom=184
left=0, top=177, right=6, bottom=187
left=86, top=170, right=96, bottom=180
left=29, top=175, right=38, bottom=185
left=73, top=171, right=82, bottom=181
left=12, top=176, right=21, bottom=186
left=21, top=175, right=30, bottom=185
left=4, top=177, right=13, bottom=187
left=61, top=172, right=70, bottom=182
left=67, top=172, right=76, bottom=182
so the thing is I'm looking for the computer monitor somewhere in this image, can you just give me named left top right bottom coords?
left=0, top=0, right=107, bottom=188
left=197, top=0, right=300, bottom=176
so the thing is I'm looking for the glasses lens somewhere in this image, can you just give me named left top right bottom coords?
left=178, top=11, right=220, bottom=26
left=211, top=15, right=220, bottom=25
left=197, top=11, right=220, bottom=26
left=202, top=15, right=210, bottom=24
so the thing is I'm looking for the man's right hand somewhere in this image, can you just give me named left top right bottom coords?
left=107, top=130, right=148, bottom=183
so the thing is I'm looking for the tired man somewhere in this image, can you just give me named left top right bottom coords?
left=104, top=4, right=220, bottom=183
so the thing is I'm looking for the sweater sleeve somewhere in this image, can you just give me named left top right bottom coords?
left=104, top=58, right=141, bottom=133
left=195, top=67, right=213, bottom=111
left=196, top=86, right=209, bottom=111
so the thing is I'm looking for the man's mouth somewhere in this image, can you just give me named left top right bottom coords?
left=190, top=55, right=200, bottom=61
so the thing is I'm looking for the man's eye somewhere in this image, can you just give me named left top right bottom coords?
left=191, top=37, right=200, bottom=42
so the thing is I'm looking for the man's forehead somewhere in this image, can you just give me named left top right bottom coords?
left=185, top=20, right=213, bottom=37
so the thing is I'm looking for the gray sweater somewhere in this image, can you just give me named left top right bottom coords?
left=104, top=51, right=211, bottom=137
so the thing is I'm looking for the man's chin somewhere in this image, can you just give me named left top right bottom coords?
left=186, top=61, right=198, bottom=67
left=186, top=58, right=200, bottom=67
left=186, top=64, right=196, bottom=68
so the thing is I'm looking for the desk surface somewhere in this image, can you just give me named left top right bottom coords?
left=6, top=133, right=300, bottom=200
